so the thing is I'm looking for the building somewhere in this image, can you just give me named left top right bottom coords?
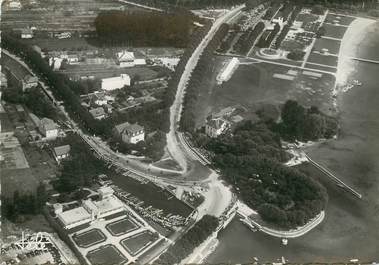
left=21, top=29, right=33, bottom=39
left=89, top=107, right=106, bottom=120
left=57, top=187, right=125, bottom=230
left=114, top=122, right=144, bottom=144
left=1, top=72, right=8, bottom=88
left=21, top=74, right=38, bottom=91
left=101, top=74, right=131, bottom=91
left=216, top=57, right=239, bottom=84
left=205, top=118, right=229, bottom=138
left=117, top=51, right=146, bottom=68
left=53, top=145, right=70, bottom=163
left=8, top=0, right=21, bottom=10
left=38, top=118, right=58, bottom=139
left=211, top=106, right=236, bottom=119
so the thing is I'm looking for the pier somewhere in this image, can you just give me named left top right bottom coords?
left=347, top=56, right=379, bottom=65
left=305, top=154, right=362, bottom=199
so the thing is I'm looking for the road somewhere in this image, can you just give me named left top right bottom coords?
left=166, top=5, right=245, bottom=173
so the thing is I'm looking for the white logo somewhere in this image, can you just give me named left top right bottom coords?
left=14, top=232, right=48, bottom=251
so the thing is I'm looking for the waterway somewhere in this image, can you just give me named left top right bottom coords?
left=208, top=22, right=379, bottom=263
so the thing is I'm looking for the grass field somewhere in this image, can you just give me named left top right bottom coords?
left=313, top=38, right=341, bottom=55
left=326, top=14, right=355, bottom=26
left=106, top=218, right=139, bottom=236
left=87, top=244, right=127, bottom=265
left=308, top=53, right=339, bottom=67
left=73, top=229, right=106, bottom=248
left=121, top=231, right=157, bottom=256
left=324, top=24, right=348, bottom=39
left=305, top=63, right=338, bottom=73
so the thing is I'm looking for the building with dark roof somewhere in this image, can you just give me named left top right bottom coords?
left=114, top=122, right=145, bottom=144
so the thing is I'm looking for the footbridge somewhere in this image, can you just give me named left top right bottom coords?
left=305, top=154, right=362, bottom=199
left=347, top=56, right=379, bottom=65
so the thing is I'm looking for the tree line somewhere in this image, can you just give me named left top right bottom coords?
left=2, top=184, right=48, bottom=223
left=94, top=11, right=193, bottom=48
left=156, top=215, right=219, bottom=264
left=180, top=23, right=230, bottom=132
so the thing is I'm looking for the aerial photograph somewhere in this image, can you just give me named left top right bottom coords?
left=0, top=0, right=378, bottom=264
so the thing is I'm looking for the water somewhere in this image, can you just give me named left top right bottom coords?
left=208, top=22, right=379, bottom=263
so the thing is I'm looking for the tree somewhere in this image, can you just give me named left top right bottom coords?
left=287, top=49, right=306, bottom=61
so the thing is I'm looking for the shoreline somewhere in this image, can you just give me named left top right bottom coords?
left=335, top=17, right=376, bottom=87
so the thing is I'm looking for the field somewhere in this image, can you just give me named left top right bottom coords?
left=307, top=53, right=339, bottom=67
left=73, top=229, right=106, bottom=248
left=323, top=24, right=348, bottom=39
left=106, top=218, right=139, bottom=236
left=313, top=38, right=341, bottom=55
left=86, top=245, right=127, bottom=265
left=304, top=63, right=338, bottom=73
left=325, top=14, right=355, bottom=26
left=121, top=231, right=157, bottom=255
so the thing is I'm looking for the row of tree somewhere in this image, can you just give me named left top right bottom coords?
left=123, top=0, right=247, bottom=10
left=274, top=6, right=302, bottom=48
left=94, top=11, right=193, bottom=47
left=238, top=21, right=266, bottom=54
left=180, top=23, right=230, bottom=132
left=256, top=23, right=281, bottom=48
left=156, top=215, right=219, bottom=264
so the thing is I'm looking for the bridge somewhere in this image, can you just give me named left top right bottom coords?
left=305, top=154, right=362, bottom=199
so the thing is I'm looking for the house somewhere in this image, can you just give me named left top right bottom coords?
left=205, top=118, right=229, bottom=138
left=53, top=145, right=70, bottom=163
left=101, top=74, right=131, bottom=91
left=21, top=74, right=38, bottom=91
left=1, top=72, right=8, bottom=88
left=66, top=54, right=79, bottom=64
left=117, top=51, right=146, bottom=68
left=21, top=29, right=33, bottom=39
left=89, top=107, right=106, bottom=120
left=38, top=118, right=58, bottom=139
left=114, top=122, right=144, bottom=144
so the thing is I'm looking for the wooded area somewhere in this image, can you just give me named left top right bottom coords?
left=157, top=215, right=219, bottom=264
left=94, top=11, right=193, bottom=47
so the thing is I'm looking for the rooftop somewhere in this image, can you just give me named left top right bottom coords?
left=208, top=118, right=228, bottom=130
left=115, top=122, right=144, bottom=135
left=58, top=206, right=91, bottom=226
left=40, top=117, right=58, bottom=131
left=117, top=51, right=135, bottom=61
left=53, top=145, right=70, bottom=157
left=89, top=107, right=105, bottom=118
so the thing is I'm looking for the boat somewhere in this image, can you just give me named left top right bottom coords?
left=282, top=238, right=288, bottom=245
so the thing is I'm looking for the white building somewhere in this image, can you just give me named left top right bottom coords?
left=101, top=74, right=131, bottom=91
left=114, top=122, right=144, bottom=144
left=216, top=57, right=239, bottom=84
left=57, top=187, right=125, bottom=230
left=205, top=118, right=229, bottom=138
left=9, top=0, right=22, bottom=10
left=117, top=51, right=146, bottom=68
left=38, top=118, right=58, bottom=139
left=53, top=145, right=70, bottom=163
left=21, top=29, right=33, bottom=39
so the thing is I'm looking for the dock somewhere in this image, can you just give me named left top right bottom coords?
left=305, top=154, right=362, bottom=199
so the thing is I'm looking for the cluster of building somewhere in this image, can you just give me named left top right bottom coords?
left=54, top=186, right=125, bottom=230
left=2, top=66, right=38, bottom=92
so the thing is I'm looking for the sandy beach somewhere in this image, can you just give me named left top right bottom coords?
left=336, top=17, right=376, bottom=86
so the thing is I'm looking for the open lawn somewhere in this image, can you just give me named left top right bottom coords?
left=305, top=63, right=338, bottom=73
left=308, top=53, right=339, bottom=67
left=323, top=24, right=348, bottom=39
left=106, top=218, right=139, bottom=236
left=313, top=38, right=341, bottom=55
left=121, top=231, right=157, bottom=256
left=326, top=14, right=355, bottom=26
left=73, top=229, right=106, bottom=248
left=86, top=244, right=127, bottom=265
left=196, top=57, right=337, bottom=122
